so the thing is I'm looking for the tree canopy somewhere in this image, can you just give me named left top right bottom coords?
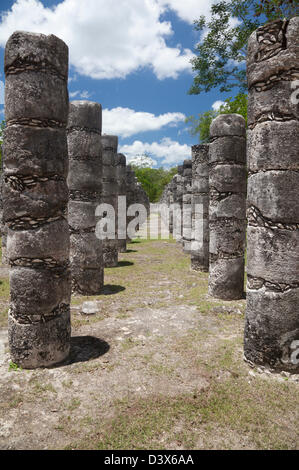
left=189, top=0, right=299, bottom=96
left=186, top=92, right=248, bottom=143
left=132, top=166, right=178, bottom=203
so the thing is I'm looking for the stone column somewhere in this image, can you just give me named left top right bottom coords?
left=135, top=181, right=150, bottom=234
left=3, top=32, right=71, bottom=368
left=115, top=153, right=127, bottom=253
left=175, top=165, right=184, bottom=243
left=0, top=166, right=8, bottom=266
left=191, top=144, right=209, bottom=272
left=101, top=135, right=118, bottom=267
left=126, top=165, right=137, bottom=242
left=208, top=114, right=246, bottom=300
left=244, top=18, right=299, bottom=371
left=67, top=101, right=103, bottom=294
left=182, top=159, right=192, bottom=254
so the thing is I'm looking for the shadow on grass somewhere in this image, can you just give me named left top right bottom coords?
left=100, top=284, right=126, bottom=295
left=66, top=336, right=110, bottom=365
left=117, top=261, right=134, bottom=267
left=125, top=249, right=138, bottom=253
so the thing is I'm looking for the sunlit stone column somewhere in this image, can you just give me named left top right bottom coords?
left=208, top=114, right=246, bottom=300
left=115, top=153, right=127, bottom=253
left=101, top=135, right=119, bottom=267
left=244, top=18, right=299, bottom=371
left=67, top=100, right=104, bottom=294
left=191, top=144, right=209, bottom=272
left=182, top=159, right=192, bottom=254
left=3, top=32, right=71, bottom=368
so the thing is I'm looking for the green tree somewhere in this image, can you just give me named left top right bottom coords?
left=185, top=110, right=218, bottom=144
left=189, top=0, right=299, bottom=96
left=132, top=166, right=178, bottom=203
left=186, top=92, right=248, bottom=143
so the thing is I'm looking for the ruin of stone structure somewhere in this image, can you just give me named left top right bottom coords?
left=208, top=114, right=247, bottom=300
left=182, top=159, right=192, bottom=254
left=191, top=144, right=209, bottom=272
left=3, top=31, right=71, bottom=368
left=244, top=18, right=299, bottom=371
left=67, top=100, right=104, bottom=294
left=101, top=135, right=119, bottom=267
left=0, top=166, right=8, bottom=265
left=115, top=153, right=127, bottom=253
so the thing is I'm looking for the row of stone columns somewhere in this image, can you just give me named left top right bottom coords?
left=1, top=31, right=151, bottom=369
left=163, top=116, right=246, bottom=302
left=161, top=17, right=299, bottom=372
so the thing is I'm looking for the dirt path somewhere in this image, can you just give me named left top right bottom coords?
left=0, top=239, right=298, bottom=450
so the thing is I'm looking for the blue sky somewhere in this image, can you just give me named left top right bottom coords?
left=0, top=0, right=232, bottom=168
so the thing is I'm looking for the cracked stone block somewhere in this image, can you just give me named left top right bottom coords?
left=101, top=135, right=119, bottom=267
left=3, top=31, right=71, bottom=368
left=191, top=145, right=209, bottom=271
left=244, top=18, right=299, bottom=372
left=208, top=114, right=246, bottom=300
left=67, top=101, right=104, bottom=294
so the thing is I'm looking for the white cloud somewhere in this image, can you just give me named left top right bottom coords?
left=69, top=89, right=91, bottom=99
left=158, top=0, right=214, bottom=24
left=102, top=107, right=185, bottom=138
left=0, top=0, right=199, bottom=80
left=127, top=155, right=158, bottom=168
left=212, top=100, right=224, bottom=111
left=120, top=137, right=190, bottom=166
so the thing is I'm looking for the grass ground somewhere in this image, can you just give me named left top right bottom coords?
left=0, top=238, right=298, bottom=450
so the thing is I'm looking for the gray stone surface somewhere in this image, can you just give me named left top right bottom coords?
left=115, top=153, right=127, bottom=253
left=101, top=135, right=119, bottom=266
left=191, top=144, right=209, bottom=272
left=67, top=101, right=103, bottom=294
left=126, top=165, right=137, bottom=242
left=244, top=18, right=299, bottom=372
left=182, top=159, right=192, bottom=254
left=208, top=114, right=246, bottom=300
left=3, top=31, right=71, bottom=368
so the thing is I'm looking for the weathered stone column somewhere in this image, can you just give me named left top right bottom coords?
left=101, top=135, right=118, bottom=267
left=0, top=166, right=8, bottom=266
left=135, top=180, right=150, bottom=233
left=182, top=159, right=192, bottom=254
left=175, top=165, right=184, bottom=243
left=208, top=114, right=246, bottom=300
left=67, top=101, right=103, bottom=294
left=244, top=18, right=299, bottom=371
left=115, top=153, right=127, bottom=253
left=125, top=165, right=136, bottom=242
left=3, top=31, right=71, bottom=368
left=191, top=144, right=209, bottom=272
